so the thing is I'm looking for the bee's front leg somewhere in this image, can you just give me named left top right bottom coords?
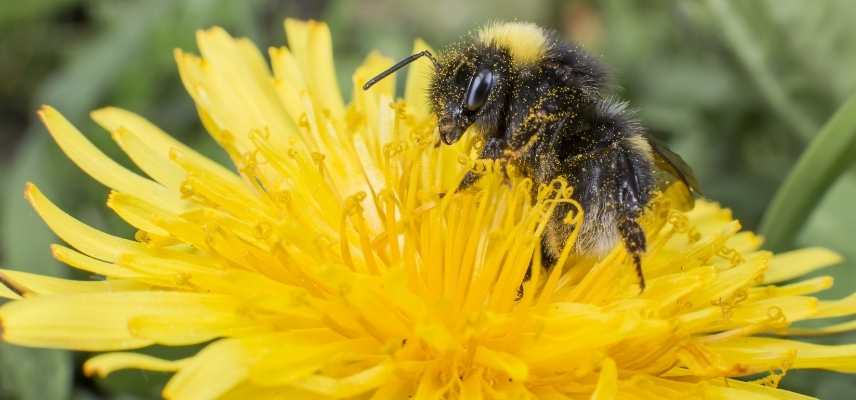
left=456, top=137, right=506, bottom=192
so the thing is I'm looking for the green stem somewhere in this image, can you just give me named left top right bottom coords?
left=760, top=94, right=856, bottom=250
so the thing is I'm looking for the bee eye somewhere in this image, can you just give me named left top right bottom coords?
left=464, top=69, right=495, bottom=112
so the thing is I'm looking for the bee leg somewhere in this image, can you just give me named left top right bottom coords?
left=614, top=150, right=652, bottom=291
left=516, top=264, right=530, bottom=300
left=514, top=214, right=559, bottom=300
left=516, top=238, right=548, bottom=300
left=618, top=217, right=647, bottom=291
left=456, top=137, right=506, bottom=192
left=539, top=233, right=558, bottom=269
left=456, top=171, right=482, bottom=193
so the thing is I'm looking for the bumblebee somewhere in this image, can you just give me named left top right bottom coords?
left=364, top=22, right=698, bottom=289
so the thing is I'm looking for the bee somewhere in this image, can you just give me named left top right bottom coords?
left=363, top=22, right=699, bottom=289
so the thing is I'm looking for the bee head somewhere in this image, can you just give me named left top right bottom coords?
left=363, top=22, right=604, bottom=146
left=362, top=43, right=512, bottom=146
left=428, top=43, right=512, bottom=145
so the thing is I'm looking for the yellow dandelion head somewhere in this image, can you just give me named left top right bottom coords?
left=2, top=19, right=856, bottom=400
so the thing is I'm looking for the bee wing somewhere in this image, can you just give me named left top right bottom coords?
left=646, top=135, right=702, bottom=197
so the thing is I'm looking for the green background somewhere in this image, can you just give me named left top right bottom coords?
left=1, top=0, right=856, bottom=398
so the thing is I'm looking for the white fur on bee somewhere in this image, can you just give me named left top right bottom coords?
left=545, top=201, right=620, bottom=258
left=625, top=134, right=655, bottom=164
left=575, top=202, right=621, bottom=255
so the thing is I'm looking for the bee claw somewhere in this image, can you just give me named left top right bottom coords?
left=632, top=253, right=646, bottom=293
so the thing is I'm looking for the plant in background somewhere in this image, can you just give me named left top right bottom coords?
left=2, top=19, right=856, bottom=400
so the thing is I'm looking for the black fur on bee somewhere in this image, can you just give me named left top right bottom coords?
left=363, top=22, right=699, bottom=291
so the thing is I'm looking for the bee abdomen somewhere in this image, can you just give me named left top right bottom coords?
left=541, top=132, right=656, bottom=266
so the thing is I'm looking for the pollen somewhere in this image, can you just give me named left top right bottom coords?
left=478, top=21, right=548, bottom=65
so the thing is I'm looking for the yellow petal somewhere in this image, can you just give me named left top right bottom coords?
left=26, top=183, right=144, bottom=262
left=590, top=358, right=617, bottom=400
left=127, top=308, right=258, bottom=346
left=622, top=375, right=700, bottom=399
left=51, top=244, right=140, bottom=278
left=285, top=19, right=345, bottom=120
left=189, top=27, right=296, bottom=156
left=711, top=296, right=818, bottom=331
left=458, top=369, right=484, bottom=400
left=0, top=273, right=24, bottom=299
left=0, top=287, right=20, bottom=300
left=169, top=148, right=276, bottom=223
left=173, top=50, right=259, bottom=160
left=474, top=346, right=529, bottom=382
left=163, top=335, right=284, bottom=400
left=123, top=295, right=258, bottom=346
left=710, top=337, right=856, bottom=373
left=84, top=352, right=190, bottom=378
left=221, top=382, right=327, bottom=400
left=247, top=329, right=354, bottom=386
left=37, top=106, right=185, bottom=212
left=284, top=19, right=309, bottom=61
left=705, top=379, right=815, bottom=400
left=0, top=292, right=238, bottom=351
left=750, top=276, right=834, bottom=299
left=684, top=252, right=770, bottom=306
left=728, top=231, right=764, bottom=253
left=404, top=38, right=435, bottom=118
left=107, top=191, right=173, bottom=237
left=91, top=107, right=238, bottom=180
left=785, top=319, right=856, bottom=336
left=763, top=247, right=842, bottom=284
left=0, top=269, right=145, bottom=297
left=413, top=363, right=452, bottom=400
left=116, top=252, right=221, bottom=279
left=110, top=127, right=185, bottom=190
left=810, top=293, right=856, bottom=318
left=530, top=386, right=574, bottom=400
left=269, top=46, right=308, bottom=123
left=291, top=362, right=394, bottom=398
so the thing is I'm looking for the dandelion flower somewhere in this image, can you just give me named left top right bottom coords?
left=3, top=19, right=856, bottom=399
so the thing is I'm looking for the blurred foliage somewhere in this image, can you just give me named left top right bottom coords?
left=1, top=0, right=855, bottom=398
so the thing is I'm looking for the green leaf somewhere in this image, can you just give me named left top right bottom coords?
left=797, top=176, right=856, bottom=299
left=706, top=0, right=819, bottom=140
left=760, top=94, right=856, bottom=250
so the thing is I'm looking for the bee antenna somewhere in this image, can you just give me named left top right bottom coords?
left=362, top=50, right=438, bottom=90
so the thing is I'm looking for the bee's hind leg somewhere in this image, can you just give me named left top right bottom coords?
left=613, top=148, right=653, bottom=291
left=517, top=217, right=562, bottom=300
left=618, top=218, right=647, bottom=291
